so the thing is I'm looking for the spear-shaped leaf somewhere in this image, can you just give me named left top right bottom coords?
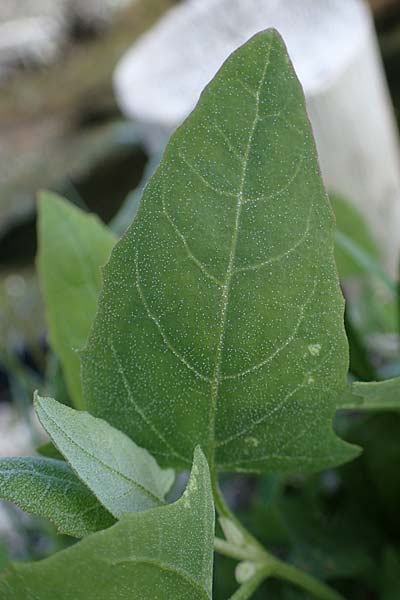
left=34, top=394, right=174, bottom=518
left=37, top=192, right=116, bottom=409
left=0, top=448, right=214, bottom=600
left=82, top=29, right=359, bottom=474
left=0, top=457, right=114, bottom=538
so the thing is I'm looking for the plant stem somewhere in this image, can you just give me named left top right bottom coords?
left=228, top=566, right=272, bottom=600
left=211, top=471, right=346, bottom=600
left=211, top=471, right=268, bottom=557
left=272, top=561, right=345, bottom=600
left=214, top=538, right=260, bottom=563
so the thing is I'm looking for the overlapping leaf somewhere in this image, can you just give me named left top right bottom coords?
left=0, top=457, right=114, bottom=538
left=0, top=448, right=214, bottom=600
left=82, top=29, right=358, bottom=474
left=35, top=394, right=174, bottom=518
left=37, top=192, right=116, bottom=409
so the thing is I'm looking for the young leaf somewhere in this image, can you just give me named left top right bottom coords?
left=330, top=194, right=380, bottom=281
left=340, top=378, right=400, bottom=411
left=34, top=393, right=174, bottom=518
left=36, top=441, right=64, bottom=461
left=0, top=457, right=114, bottom=538
left=82, top=29, right=359, bottom=474
left=0, top=448, right=214, bottom=600
left=37, top=192, right=116, bottom=409
left=335, top=231, right=396, bottom=295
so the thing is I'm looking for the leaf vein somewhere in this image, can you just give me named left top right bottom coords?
left=178, top=152, right=237, bottom=198
left=221, top=278, right=317, bottom=381
left=235, top=204, right=312, bottom=273
left=111, top=342, right=190, bottom=465
left=217, top=345, right=332, bottom=448
left=39, top=399, right=166, bottom=508
left=244, top=155, right=305, bottom=205
left=207, top=40, right=274, bottom=466
left=134, top=253, right=212, bottom=383
left=162, top=197, right=223, bottom=286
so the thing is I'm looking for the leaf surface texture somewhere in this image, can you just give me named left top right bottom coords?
left=82, top=30, right=358, bottom=473
left=0, top=449, right=214, bottom=600
left=0, top=457, right=114, bottom=537
left=35, top=395, right=174, bottom=518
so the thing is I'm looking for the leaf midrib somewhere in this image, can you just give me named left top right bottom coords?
left=207, top=39, right=273, bottom=468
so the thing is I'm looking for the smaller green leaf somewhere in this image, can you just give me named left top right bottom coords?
left=0, top=448, right=214, bottom=600
left=331, top=194, right=380, bottom=280
left=37, top=192, right=116, bottom=409
left=37, top=442, right=64, bottom=461
left=340, top=378, right=400, bottom=411
left=34, top=393, right=175, bottom=518
left=335, top=230, right=395, bottom=294
left=344, top=307, right=377, bottom=381
left=0, top=457, right=114, bottom=538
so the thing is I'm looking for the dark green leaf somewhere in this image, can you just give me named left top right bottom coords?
left=344, top=307, right=377, bottom=381
left=82, top=29, right=358, bottom=475
left=0, top=457, right=114, bottom=538
left=37, top=442, right=64, bottom=461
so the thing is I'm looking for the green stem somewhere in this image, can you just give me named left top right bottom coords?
left=272, top=561, right=345, bottom=600
left=229, top=566, right=272, bottom=600
left=214, top=538, right=261, bottom=563
left=211, top=471, right=346, bottom=600
left=211, top=471, right=268, bottom=557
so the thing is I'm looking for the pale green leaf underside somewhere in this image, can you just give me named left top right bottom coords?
left=0, top=457, right=114, bottom=538
left=35, top=394, right=174, bottom=519
left=37, top=192, right=116, bottom=409
left=0, top=448, right=214, bottom=600
left=82, top=29, right=358, bottom=473
left=340, top=378, right=400, bottom=411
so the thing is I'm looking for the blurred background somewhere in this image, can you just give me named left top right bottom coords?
left=1, top=0, right=400, bottom=597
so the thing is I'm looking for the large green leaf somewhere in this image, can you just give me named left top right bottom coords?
left=37, top=192, right=116, bottom=409
left=0, top=448, right=214, bottom=600
left=82, top=29, right=358, bottom=474
left=34, top=394, right=174, bottom=518
left=0, top=457, right=114, bottom=538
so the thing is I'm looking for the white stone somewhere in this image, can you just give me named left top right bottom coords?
left=114, top=0, right=400, bottom=275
